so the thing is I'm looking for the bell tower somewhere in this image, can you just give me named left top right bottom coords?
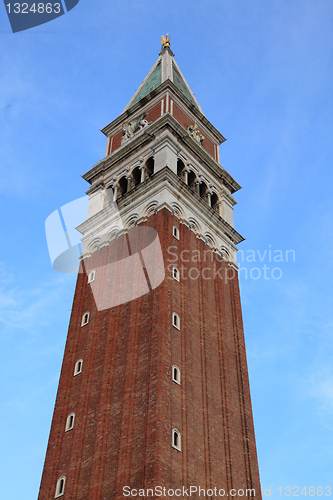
left=38, top=38, right=262, bottom=500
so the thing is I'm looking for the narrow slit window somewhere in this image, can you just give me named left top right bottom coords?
left=172, top=429, right=181, bottom=451
left=172, top=365, right=180, bottom=385
left=81, top=312, right=90, bottom=327
left=172, top=266, right=180, bottom=282
left=55, top=476, right=66, bottom=498
left=172, top=313, right=180, bottom=330
left=65, top=413, right=75, bottom=432
left=88, top=270, right=96, bottom=283
left=74, top=359, right=83, bottom=376
left=173, top=226, right=179, bottom=240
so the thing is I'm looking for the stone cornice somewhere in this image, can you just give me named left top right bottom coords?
left=219, top=186, right=238, bottom=207
left=83, top=114, right=241, bottom=194
left=100, top=79, right=226, bottom=144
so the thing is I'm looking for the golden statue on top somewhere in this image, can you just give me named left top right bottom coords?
left=161, top=33, right=171, bottom=49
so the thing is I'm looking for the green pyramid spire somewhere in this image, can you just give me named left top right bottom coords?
left=123, top=40, right=203, bottom=114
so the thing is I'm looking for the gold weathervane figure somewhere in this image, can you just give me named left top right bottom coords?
left=161, top=33, right=171, bottom=49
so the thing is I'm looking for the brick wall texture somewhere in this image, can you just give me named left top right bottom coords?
left=38, top=208, right=261, bottom=500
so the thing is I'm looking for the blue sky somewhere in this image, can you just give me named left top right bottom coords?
left=1, top=0, right=332, bottom=498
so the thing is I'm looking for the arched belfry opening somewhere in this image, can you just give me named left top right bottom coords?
left=177, top=159, right=185, bottom=179
left=118, top=176, right=128, bottom=197
left=199, top=181, right=208, bottom=200
left=188, top=170, right=196, bottom=190
left=211, top=192, right=219, bottom=212
left=132, top=167, right=141, bottom=187
left=146, top=157, right=154, bottom=177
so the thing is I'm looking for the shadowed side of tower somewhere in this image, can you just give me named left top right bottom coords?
left=38, top=41, right=261, bottom=500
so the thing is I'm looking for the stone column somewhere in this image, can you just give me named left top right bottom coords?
left=140, top=165, right=146, bottom=183
left=184, top=164, right=190, bottom=184
left=126, top=175, right=131, bottom=193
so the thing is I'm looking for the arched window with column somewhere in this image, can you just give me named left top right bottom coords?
left=199, top=181, right=209, bottom=201
left=177, top=159, right=185, bottom=179
left=132, top=166, right=141, bottom=188
left=146, top=157, right=155, bottom=177
left=118, top=176, right=128, bottom=197
left=211, top=192, right=219, bottom=212
left=188, top=170, right=196, bottom=191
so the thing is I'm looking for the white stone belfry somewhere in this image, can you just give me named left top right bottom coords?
left=78, top=43, right=243, bottom=267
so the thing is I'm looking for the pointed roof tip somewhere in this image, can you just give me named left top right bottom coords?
left=122, top=36, right=203, bottom=114
left=159, top=46, right=175, bottom=57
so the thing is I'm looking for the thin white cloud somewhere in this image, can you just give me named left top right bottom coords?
left=307, top=369, right=333, bottom=430
left=0, top=261, right=75, bottom=332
